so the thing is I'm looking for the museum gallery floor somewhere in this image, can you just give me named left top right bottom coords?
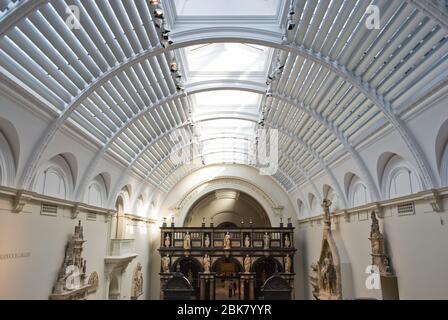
left=0, top=0, right=447, bottom=301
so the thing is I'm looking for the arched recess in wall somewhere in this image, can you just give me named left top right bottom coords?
left=0, top=117, right=19, bottom=187
left=323, top=184, right=340, bottom=212
left=378, top=153, right=423, bottom=200
left=117, top=185, right=131, bottom=213
left=435, top=119, right=448, bottom=186
left=296, top=199, right=304, bottom=218
left=345, top=172, right=370, bottom=208
left=32, top=153, right=76, bottom=200
left=308, top=193, right=320, bottom=216
left=84, top=173, right=109, bottom=208
left=135, top=194, right=146, bottom=217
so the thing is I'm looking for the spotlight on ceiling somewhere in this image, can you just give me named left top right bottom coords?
left=287, top=20, right=296, bottom=31
left=170, top=61, right=178, bottom=73
left=149, top=0, right=159, bottom=5
left=154, top=8, right=164, bottom=19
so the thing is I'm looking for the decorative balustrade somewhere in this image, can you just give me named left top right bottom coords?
left=159, top=226, right=294, bottom=252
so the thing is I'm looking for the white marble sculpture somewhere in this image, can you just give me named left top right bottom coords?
left=284, top=234, right=291, bottom=248
left=284, top=254, right=292, bottom=273
left=203, top=254, right=211, bottom=273
left=204, top=234, right=210, bottom=248
left=183, top=232, right=191, bottom=250
left=224, top=232, right=231, bottom=249
left=263, top=232, right=270, bottom=249
left=131, top=263, right=144, bottom=299
left=164, top=233, right=171, bottom=247
left=162, top=255, right=170, bottom=273
left=244, top=235, right=251, bottom=248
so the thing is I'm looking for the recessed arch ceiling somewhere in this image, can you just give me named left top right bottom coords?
left=0, top=0, right=447, bottom=196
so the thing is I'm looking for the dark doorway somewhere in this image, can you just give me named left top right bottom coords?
left=212, top=257, right=243, bottom=300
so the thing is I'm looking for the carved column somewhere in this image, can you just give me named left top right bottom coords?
left=199, top=272, right=216, bottom=300
left=239, top=272, right=256, bottom=300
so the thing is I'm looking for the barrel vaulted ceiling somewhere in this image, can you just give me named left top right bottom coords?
left=0, top=0, right=447, bottom=195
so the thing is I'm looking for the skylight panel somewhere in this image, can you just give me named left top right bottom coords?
left=173, top=0, right=281, bottom=17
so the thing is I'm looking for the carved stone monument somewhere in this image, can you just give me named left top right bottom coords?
left=369, top=212, right=392, bottom=275
left=312, top=199, right=343, bottom=300
left=368, top=211, right=399, bottom=300
left=131, top=262, right=144, bottom=299
left=49, top=221, right=91, bottom=300
left=204, top=234, right=210, bottom=248
left=87, top=271, right=99, bottom=293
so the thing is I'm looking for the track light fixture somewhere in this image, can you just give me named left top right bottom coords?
left=149, top=0, right=159, bottom=5
left=170, top=61, right=178, bottom=73
left=287, top=20, right=296, bottom=31
left=154, top=8, right=164, bottom=19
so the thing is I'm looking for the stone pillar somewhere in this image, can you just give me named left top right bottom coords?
left=239, top=272, right=256, bottom=300
left=199, top=273, right=217, bottom=300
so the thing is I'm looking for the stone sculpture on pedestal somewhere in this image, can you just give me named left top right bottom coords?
left=284, top=254, right=292, bottom=273
left=284, top=234, right=291, bottom=248
left=164, top=234, right=171, bottom=247
left=244, top=235, right=251, bottom=248
left=204, top=234, right=210, bottom=248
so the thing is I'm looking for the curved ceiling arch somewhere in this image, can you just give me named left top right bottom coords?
left=12, top=20, right=440, bottom=192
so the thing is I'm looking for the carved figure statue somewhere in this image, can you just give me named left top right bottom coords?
left=204, top=234, right=210, bottom=248
left=224, top=232, right=231, bottom=249
left=164, top=233, right=171, bottom=247
left=244, top=255, right=252, bottom=273
left=284, top=234, right=291, bottom=248
left=183, top=232, right=191, bottom=250
left=203, top=254, right=211, bottom=273
left=263, top=232, right=270, bottom=249
left=284, top=254, right=292, bottom=273
left=320, top=252, right=336, bottom=295
left=162, top=255, right=170, bottom=273
left=131, top=263, right=144, bottom=298
left=369, top=211, right=392, bottom=275
left=244, top=235, right=251, bottom=248
left=309, top=263, right=319, bottom=300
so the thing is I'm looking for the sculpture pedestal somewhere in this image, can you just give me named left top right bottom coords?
left=239, top=272, right=256, bottom=300
left=376, top=275, right=399, bottom=300
left=199, top=272, right=217, bottom=300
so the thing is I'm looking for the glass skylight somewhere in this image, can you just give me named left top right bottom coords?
left=182, top=43, right=272, bottom=81
left=173, top=0, right=282, bottom=17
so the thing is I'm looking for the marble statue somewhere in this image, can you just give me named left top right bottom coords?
left=183, top=232, right=191, bottom=250
left=369, top=211, right=393, bottom=275
left=284, top=254, right=292, bottom=273
left=131, top=263, right=144, bottom=299
left=284, top=234, right=291, bottom=248
left=88, top=272, right=99, bottom=292
left=162, top=255, right=170, bottom=273
left=164, top=233, right=171, bottom=247
left=224, top=232, right=231, bottom=250
left=244, top=235, right=251, bottom=248
left=244, top=255, right=252, bottom=273
left=203, top=254, right=211, bottom=273
left=263, top=232, right=270, bottom=249
left=204, top=234, right=210, bottom=248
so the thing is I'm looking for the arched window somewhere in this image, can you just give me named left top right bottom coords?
left=381, top=155, right=422, bottom=199
left=33, top=155, right=74, bottom=200
left=85, top=174, right=107, bottom=207
left=296, top=199, right=304, bottom=218
left=347, top=175, right=370, bottom=208
left=136, top=196, right=145, bottom=216
left=308, top=194, right=320, bottom=216
left=441, top=144, right=448, bottom=186
left=0, top=131, right=16, bottom=187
